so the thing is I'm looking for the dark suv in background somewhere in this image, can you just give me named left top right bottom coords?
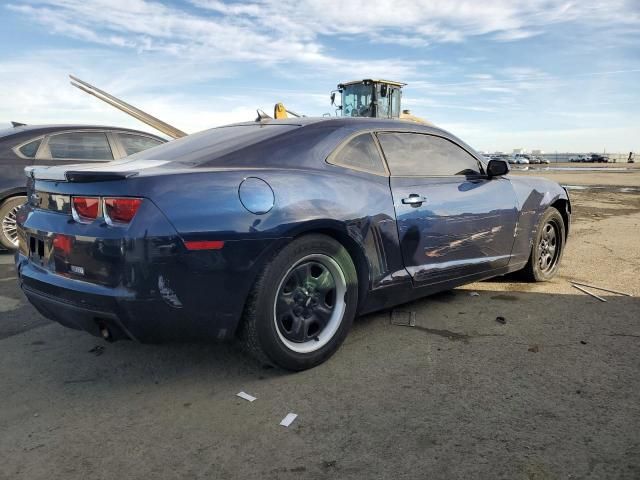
left=0, top=124, right=166, bottom=249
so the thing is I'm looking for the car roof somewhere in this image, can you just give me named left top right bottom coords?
left=0, top=124, right=166, bottom=140
left=226, top=116, right=451, bottom=136
left=139, top=116, right=482, bottom=169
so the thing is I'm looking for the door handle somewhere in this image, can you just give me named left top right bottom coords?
left=401, top=194, right=427, bottom=206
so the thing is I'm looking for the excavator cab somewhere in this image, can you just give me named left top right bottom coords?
left=332, top=79, right=405, bottom=119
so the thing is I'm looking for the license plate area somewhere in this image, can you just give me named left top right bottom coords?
left=28, top=235, right=50, bottom=267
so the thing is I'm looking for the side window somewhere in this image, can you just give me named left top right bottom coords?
left=328, top=133, right=386, bottom=175
left=377, top=132, right=481, bottom=176
left=117, top=133, right=163, bottom=156
left=18, top=138, right=42, bottom=158
left=390, top=89, right=401, bottom=118
left=47, top=132, right=113, bottom=161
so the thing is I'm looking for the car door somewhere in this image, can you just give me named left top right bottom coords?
left=377, top=131, right=519, bottom=286
left=37, top=130, right=116, bottom=167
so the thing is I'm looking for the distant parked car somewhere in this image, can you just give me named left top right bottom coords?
left=511, top=154, right=530, bottom=164
left=589, top=154, right=609, bottom=163
left=0, top=123, right=166, bottom=249
left=570, top=155, right=588, bottom=163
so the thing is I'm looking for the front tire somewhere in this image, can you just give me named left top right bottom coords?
left=239, top=234, right=358, bottom=371
left=520, top=207, right=566, bottom=282
left=0, top=196, right=27, bottom=251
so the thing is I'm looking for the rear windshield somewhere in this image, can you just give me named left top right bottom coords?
left=129, top=124, right=299, bottom=165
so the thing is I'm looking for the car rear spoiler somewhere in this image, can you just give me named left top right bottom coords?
left=25, top=160, right=170, bottom=182
left=64, top=171, right=138, bottom=182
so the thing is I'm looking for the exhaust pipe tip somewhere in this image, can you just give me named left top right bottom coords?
left=98, top=324, right=114, bottom=342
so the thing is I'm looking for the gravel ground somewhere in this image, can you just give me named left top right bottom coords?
left=0, top=172, right=639, bottom=480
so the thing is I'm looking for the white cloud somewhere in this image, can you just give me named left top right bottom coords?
left=8, top=0, right=640, bottom=60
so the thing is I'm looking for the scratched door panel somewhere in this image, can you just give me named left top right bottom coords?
left=390, top=176, right=518, bottom=285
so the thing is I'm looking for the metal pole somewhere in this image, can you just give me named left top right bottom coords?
left=69, top=75, right=187, bottom=139
left=572, top=284, right=607, bottom=302
left=571, top=281, right=632, bottom=297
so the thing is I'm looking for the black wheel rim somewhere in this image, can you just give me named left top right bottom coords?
left=538, top=220, right=560, bottom=272
left=276, top=260, right=338, bottom=344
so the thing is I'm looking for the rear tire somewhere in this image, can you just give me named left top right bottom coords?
left=520, top=207, right=566, bottom=282
left=239, top=234, right=358, bottom=371
left=0, top=196, right=27, bottom=251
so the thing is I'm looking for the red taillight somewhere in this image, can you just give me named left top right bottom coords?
left=104, top=198, right=142, bottom=224
left=53, top=233, right=73, bottom=255
left=184, top=240, right=225, bottom=251
left=72, top=197, right=99, bottom=222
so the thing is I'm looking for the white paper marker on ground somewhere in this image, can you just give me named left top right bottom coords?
left=280, top=413, right=298, bottom=427
left=236, top=391, right=257, bottom=402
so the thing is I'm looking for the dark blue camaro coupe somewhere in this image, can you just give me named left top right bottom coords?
left=15, top=118, right=570, bottom=370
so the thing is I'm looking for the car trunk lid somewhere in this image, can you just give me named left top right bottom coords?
left=25, top=158, right=171, bottom=182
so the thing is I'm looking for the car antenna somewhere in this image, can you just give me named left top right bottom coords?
left=255, top=109, right=273, bottom=122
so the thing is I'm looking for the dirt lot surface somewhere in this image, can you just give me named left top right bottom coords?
left=1, top=170, right=639, bottom=479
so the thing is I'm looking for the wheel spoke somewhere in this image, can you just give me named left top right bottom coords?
left=313, top=303, right=333, bottom=328
left=287, top=314, right=306, bottom=342
left=314, top=268, right=335, bottom=296
left=276, top=292, right=295, bottom=313
left=548, top=228, right=556, bottom=243
left=292, top=263, right=311, bottom=287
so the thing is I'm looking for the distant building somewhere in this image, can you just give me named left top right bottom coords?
left=531, top=149, right=544, bottom=155
left=512, top=148, right=525, bottom=154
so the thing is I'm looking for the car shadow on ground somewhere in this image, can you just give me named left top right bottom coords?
left=3, top=281, right=639, bottom=386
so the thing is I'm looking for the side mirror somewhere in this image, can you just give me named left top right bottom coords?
left=330, top=92, right=336, bottom=105
left=487, top=159, right=509, bottom=177
left=380, top=84, right=388, bottom=97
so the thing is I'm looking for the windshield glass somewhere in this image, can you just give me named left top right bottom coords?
left=341, top=84, right=373, bottom=117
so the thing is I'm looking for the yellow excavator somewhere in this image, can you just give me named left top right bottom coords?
left=69, top=75, right=431, bottom=138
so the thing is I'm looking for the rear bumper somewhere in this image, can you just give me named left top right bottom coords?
left=16, top=234, right=286, bottom=342
left=16, top=254, right=245, bottom=342
left=23, top=284, right=130, bottom=341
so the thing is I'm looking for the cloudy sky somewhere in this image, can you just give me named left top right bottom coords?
left=0, top=0, right=638, bottom=153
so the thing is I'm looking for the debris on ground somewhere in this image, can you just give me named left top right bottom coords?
left=571, top=281, right=632, bottom=297
left=236, top=391, right=257, bottom=402
left=280, top=413, right=298, bottom=427
left=580, top=340, right=587, bottom=345
left=571, top=284, right=607, bottom=302
left=88, top=345, right=105, bottom=356
left=469, top=291, right=480, bottom=297
left=495, top=316, right=506, bottom=325
left=528, top=345, right=539, bottom=353
left=391, top=310, right=416, bottom=327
